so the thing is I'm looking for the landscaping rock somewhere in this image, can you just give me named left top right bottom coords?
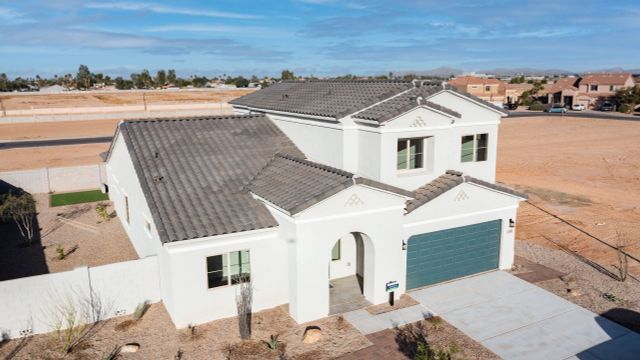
left=302, top=326, right=322, bottom=344
left=120, top=343, right=140, bottom=353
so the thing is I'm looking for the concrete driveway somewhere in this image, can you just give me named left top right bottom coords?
left=410, top=271, right=640, bottom=360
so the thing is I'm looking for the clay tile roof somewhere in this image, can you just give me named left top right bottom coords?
left=580, top=73, right=632, bottom=85
left=447, top=76, right=504, bottom=86
left=353, top=83, right=461, bottom=124
left=230, top=80, right=413, bottom=119
left=405, top=170, right=527, bottom=213
left=118, top=114, right=305, bottom=243
left=247, top=154, right=413, bottom=215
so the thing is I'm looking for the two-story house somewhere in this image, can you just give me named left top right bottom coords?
left=543, top=73, right=634, bottom=109
left=446, top=76, right=506, bottom=106
left=104, top=80, right=526, bottom=328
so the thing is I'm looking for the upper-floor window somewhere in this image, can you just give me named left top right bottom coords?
left=206, top=250, right=251, bottom=289
left=397, top=138, right=424, bottom=170
left=590, top=84, right=598, bottom=91
left=609, top=85, right=615, bottom=91
left=461, top=133, right=488, bottom=162
left=485, top=85, right=491, bottom=92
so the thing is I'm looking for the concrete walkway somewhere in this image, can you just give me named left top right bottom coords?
left=410, top=271, right=640, bottom=360
left=343, top=304, right=432, bottom=335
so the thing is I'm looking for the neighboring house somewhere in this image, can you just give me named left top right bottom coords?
left=505, top=83, right=534, bottom=104
left=447, top=76, right=506, bottom=106
left=542, top=73, right=634, bottom=108
left=104, top=80, right=527, bottom=328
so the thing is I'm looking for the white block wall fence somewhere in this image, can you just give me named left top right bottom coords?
left=0, top=164, right=106, bottom=194
left=0, top=256, right=160, bottom=339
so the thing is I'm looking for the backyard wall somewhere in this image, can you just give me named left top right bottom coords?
left=0, top=256, right=160, bottom=339
left=0, top=164, right=106, bottom=193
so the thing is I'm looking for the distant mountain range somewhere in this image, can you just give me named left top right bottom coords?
left=400, top=67, right=640, bottom=78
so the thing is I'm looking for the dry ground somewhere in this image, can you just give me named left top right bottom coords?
left=0, top=144, right=109, bottom=171
left=0, top=119, right=120, bottom=141
left=0, top=304, right=372, bottom=360
left=0, top=194, right=137, bottom=281
left=498, top=116, right=640, bottom=277
left=0, top=89, right=254, bottom=110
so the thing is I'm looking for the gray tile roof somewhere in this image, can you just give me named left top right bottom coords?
left=405, top=170, right=527, bottom=213
left=443, top=84, right=509, bottom=115
left=353, top=84, right=461, bottom=124
left=247, top=154, right=413, bottom=215
left=118, top=114, right=305, bottom=243
left=229, top=80, right=413, bottom=119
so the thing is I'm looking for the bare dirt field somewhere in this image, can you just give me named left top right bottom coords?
left=0, top=304, right=372, bottom=360
left=0, top=143, right=109, bottom=171
left=0, top=194, right=137, bottom=281
left=497, top=116, right=640, bottom=278
left=0, top=89, right=254, bottom=110
left=0, top=119, right=119, bottom=141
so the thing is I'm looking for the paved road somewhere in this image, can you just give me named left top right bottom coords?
left=411, top=271, right=640, bottom=360
left=0, top=136, right=112, bottom=149
left=509, top=111, right=640, bottom=121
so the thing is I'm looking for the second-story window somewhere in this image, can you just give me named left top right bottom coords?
left=397, top=138, right=424, bottom=170
left=461, top=133, right=488, bottom=162
left=590, top=84, right=598, bottom=91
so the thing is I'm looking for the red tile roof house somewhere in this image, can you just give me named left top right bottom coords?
left=447, top=76, right=506, bottom=106
left=542, top=73, right=634, bottom=109
left=104, top=80, right=526, bottom=327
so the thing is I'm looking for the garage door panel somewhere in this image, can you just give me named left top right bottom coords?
left=406, top=220, right=501, bottom=290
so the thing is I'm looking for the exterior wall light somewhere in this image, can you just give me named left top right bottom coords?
left=402, top=240, right=407, bottom=251
left=509, top=219, right=515, bottom=228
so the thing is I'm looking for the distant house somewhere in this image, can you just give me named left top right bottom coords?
left=505, top=83, right=534, bottom=104
left=542, top=73, right=634, bottom=109
left=447, top=76, right=506, bottom=106
left=39, top=84, right=68, bottom=93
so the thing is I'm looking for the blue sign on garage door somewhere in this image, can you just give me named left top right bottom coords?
left=406, top=219, right=501, bottom=290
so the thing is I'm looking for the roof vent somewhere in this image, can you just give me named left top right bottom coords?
left=281, top=94, right=289, bottom=100
left=154, top=151, right=160, bottom=159
left=153, top=175, right=164, bottom=183
left=416, top=96, right=424, bottom=105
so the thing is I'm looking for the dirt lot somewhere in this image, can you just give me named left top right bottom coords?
left=0, top=143, right=109, bottom=171
left=0, top=89, right=254, bottom=110
left=0, top=119, right=119, bottom=141
left=498, top=116, right=640, bottom=278
left=0, top=304, right=372, bottom=360
left=0, top=194, right=137, bottom=281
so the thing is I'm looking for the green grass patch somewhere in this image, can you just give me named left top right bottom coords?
left=50, top=190, right=108, bottom=207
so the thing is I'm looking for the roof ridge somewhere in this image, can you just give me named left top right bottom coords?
left=121, top=114, right=265, bottom=125
left=280, top=79, right=413, bottom=84
left=274, top=153, right=354, bottom=178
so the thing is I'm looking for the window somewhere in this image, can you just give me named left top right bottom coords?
left=609, top=85, right=615, bottom=91
left=590, top=84, right=597, bottom=91
left=331, top=241, right=341, bottom=261
left=461, top=133, right=488, bottom=162
left=485, top=85, right=491, bottom=92
left=397, top=138, right=424, bottom=170
left=124, top=195, right=130, bottom=224
left=206, top=250, right=250, bottom=289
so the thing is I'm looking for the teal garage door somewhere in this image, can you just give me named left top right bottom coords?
left=406, top=220, right=501, bottom=290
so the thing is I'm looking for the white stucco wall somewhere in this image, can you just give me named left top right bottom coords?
left=106, top=133, right=162, bottom=259
left=160, top=228, right=289, bottom=328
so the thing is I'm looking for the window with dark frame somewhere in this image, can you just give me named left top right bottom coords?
left=331, top=240, right=341, bottom=261
left=206, top=250, right=250, bottom=289
left=461, top=133, right=488, bottom=162
left=590, top=84, right=597, bottom=91
left=397, top=138, right=425, bottom=170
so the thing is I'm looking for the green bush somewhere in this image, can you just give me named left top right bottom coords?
left=529, top=101, right=544, bottom=111
left=617, top=103, right=632, bottom=113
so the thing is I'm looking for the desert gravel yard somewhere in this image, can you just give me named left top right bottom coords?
left=0, top=193, right=137, bottom=281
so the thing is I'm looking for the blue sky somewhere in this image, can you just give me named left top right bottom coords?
left=1, top=0, right=639, bottom=77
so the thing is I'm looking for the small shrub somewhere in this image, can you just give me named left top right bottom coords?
left=529, top=101, right=543, bottom=111
left=100, top=346, right=121, bottom=360
left=132, top=301, right=149, bottom=321
left=427, top=316, right=443, bottom=330
left=617, top=103, right=632, bottom=113
left=174, top=349, right=184, bottom=360
left=603, top=293, right=621, bottom=303
left=415, top=343, right=452, bottom=360
left=95, top=204, right=110, bottom=223
left=263, top=334, right=282, bottom=351
left=56, top=245, right=66, bottom=260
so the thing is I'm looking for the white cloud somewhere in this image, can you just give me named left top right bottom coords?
left=85, top=2, right=261, bottom=20
left=144, top=24, right=286, bottom=37
left=0, top=6, right=34, bottom=24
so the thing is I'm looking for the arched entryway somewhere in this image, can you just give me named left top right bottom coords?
left=328, top=232, right=374, bottom=314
